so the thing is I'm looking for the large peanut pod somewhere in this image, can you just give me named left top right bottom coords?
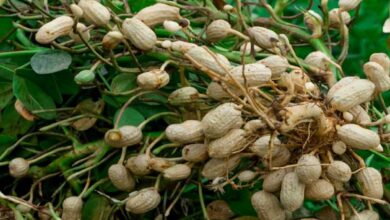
left=263, top=146, right=291, bottom=167
left=166, top=120, right=204, bottom=144
left=201, top=154, right=242, bottom=179
left=370, top=53, right=390, bottom=74
left=262, top=169, right=287, bottom=192
left=162, top=164, right=191, bottom=181
left=347, top=105, right=371, bottom=124
left=201, top=103, right=243, bottom=139
left=229, top=63, right=272, bottom=87
left=9, top=157, right=29, bottom=178
left=257, top=55, right=289, bottom=79
left=208, top=129, right=248, bottom=158
left=122, top=18, right=157, bottom=50
left=78, top=0, right=110, bottom=26
left=185, top=46, right=231, bottom=76
left=108, top=164, right=135, bottom=192
left=356, top=167, right=384, bottom=199
left=280, top=172, right=305, bottom=211
left=363, top=61, right=390, bottom=92
left=62, top=196, right=83, bottom=220
left=305, top=179, right=335, bottom=201
left=182, top=143, right=208, bottom=162
left=250, top=134, right=281, bottom=158
left=251, top=190, right=285, bottom=220
left=125, top=187, right=161, bottom=214
left=295, top=154, right=322, bottom=184
left=326, top=77, right=375, bottom=111
left=326, top=161, right=352, bottom=182
left=133, top=3, right=180, bottom=27
left=168, top=87, right=199, bottom=106
left=35, top=16, right=74, bottom=44
left=337, top=124, right=380, bottom=150
left=126, top=154, right=151, bottom=176
left=104, top=126, right=143, bottom=148
left=350, top=210, right=379, bottom=220
left=137, top=69, right=169, bottom=90
left=247, top=27, right=279, bottom=49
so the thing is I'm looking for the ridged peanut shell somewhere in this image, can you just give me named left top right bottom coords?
left=162, top=164, right=191, bottom=181
left=263, top=146, right=291, bottom=167
left=337, top=124, right=380, bottom=150
left=280, top=172, right=305, bottom=211
left=206, top=200, right=234, bottom=220
left=170, top=41, right=197, bottom=53
left=247, top=27, right=279, bottom=49
left=347, top=105, right=371, bottom=124
left=137, top=69, right=169, bottom=90
left=329, top=9, right=351, bottom=28
left=62, top=196, right=83, bottom=220
left=305, top=179, right=335, bottom=201
left=35, top=16, right=74, bottom=44
left=363, top=61, right=390, bottom=92
left=356, top=167, right=384, bottom=199
left=9, top=157, right=29, bottom=178
left=126, top=154, right=151, bottom=176
left=104, top=126, right=143, bottom=148
left=251, top=190, right=285, bottom=220
left=133, top=3, right=180, bottom=27
left=262, top=169, right=286, bottom=192
left=257, top=55, right=289, bottom=79
left=122, top=18, right=157, bottom=50
left=78, top=0, right=110, bottom=26
left=149, top=157, right=175, bottom=172
left=201, top=154, right=242, bottom=179
left=166, top=120, right=204, bottom=144
left=304, top=51, right=330, bottom=70
left=168, top=87, right=199, bottom=106
left=250, top=135, right=281, bottom=157
left=108, top=164, right=135, bottom=192
left=126, top=188, right=161, bottom=214
left=332, top=141, right=347, bottom=155
left=206, top=81, right=240, bottom=100
left=295, top=154, right=322, bottom=184
left=238, top=170, right=256, bottom=182
left=327, top=161, right=352, bottom=182
left=208, top=129, right=248, bottom=158
left=370, top=53, right=390, bottom=73
left=230, top=63, right=272, bottom=87
left=339, top=0, right=362, bottom=11
left=185, top=46, right=231, bottom=76
left=182, top=143, right=208, bottom=162
left=350, top=210, right=379, bottom=220
left=102, top=31, right=123, bottom=49
left=240, top=42, right=262, bottom=55
left=206, top=19, right=232, bottom=42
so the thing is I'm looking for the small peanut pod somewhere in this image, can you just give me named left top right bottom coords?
left=182, top=143, right=208, bottom=162
left=148, top=157, right=175, bottom=172
left=126, top=154, right=151, bottom=176
left=162, top=164, right=191, bottom=181
left=262, top=169, right=287, bottom=193
left=305, top=179, right=335, bottom=201
left=347, top=105, right=371, bottom=124
left=206, top=19, right=232, bottom=42
left=170, top=41, right=197, bottom=53
left=122, top=18, right=157, bottom=50
left=108, top=164, right=135, bottom=192
left=304, top=10, right=323, bottom=37
left=62, top=196, right=83, bottom=220
left=250, top=134, right=281, bottom=158
left=166, top=120, right=204, bottom=144
left=168, top=87, right=199, bottom=106
left=69, top=23, right=90, bottom=43
left=70, top=4, right=83, bottom=17
left=332, top=141, right=347, bottom=155
left=201, top=103, right=243, bottom=139
left=339, top=0, right=362, bottom=11
left=363, top=61, right=390, bottom=92
left=238, top=170, right=257, bottom=182
left=326, top=161, right=352, bottom=182
left=9, top=157, right=29, bottom=178
left=295, top=154, right=322, bottom=184
left=251, top=190, right=286, bottom=220
left=185, top=46, right=231, bottom=76
left=257, top=55, right=289, bottom=79
left=240, top=42, right=262, bottom=55
left=206, top=81, right=240, bottom=100
left=201, top=154, right=242, bottom=179
left=104, top=126, right=143, bottom=148
left=350, top=210, right=379, bottom=220
left=102, top=31, right=124, bottom=50
left=247, top=27, right=279, bottom=49
left=125, top=188, right=161, bottom=214
left=280, top=172, right=305, bottom=212
left=337, top=124, right=380, bottom=150
left=243, top=119, right=266, bottom=133
left=356, top=167, right=384, bottom=199
left=137, top=69, right=169, bottom=90
left=304, top=51, right=330, bottom=71
left=35, top=16, right=74, bottom=44
left=263, top=146, right=291, bottom=167
left=329, top=9, right=351, bottom=28
left=326, top=77, right=375, bottom=112
left=206, top=200, right=234, bottom=220
left=163, top=20, right=181, bottom=33
left=133, top=3, right=181, bottom=27
left=78, top=0, right=110, bottom=26
left=208, top=129, right=248, bottom=158
left=370, top=53, right=390, bottom=73
left=229, top=63, right=272, bottom=87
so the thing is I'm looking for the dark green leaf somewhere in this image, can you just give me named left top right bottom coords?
left=0, top=82, right=13, bottom=109
left=111, top=73, right=137, bottom=93
left=0, top=104, right=33, bottom=136
left=113, top=107, right=145, bottom=127
left=82, top=193, right=112, bottom=220
left=30, top=50, right=72, bottom=74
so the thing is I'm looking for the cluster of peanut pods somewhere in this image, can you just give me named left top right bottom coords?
left=5, top=0, right=390, bottom=219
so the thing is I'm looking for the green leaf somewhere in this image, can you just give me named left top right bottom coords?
left=0, top=64, right=14, bottom=81
left=82, top=193, right=112, bottom=220
left=0, top=104, right=33, bottom=136
left=113, top=107, right=145, bottom=127
left=30, top=50, right=72, bottom=74
left=12, top=75, right=56, bottom=119
left=111, top=73, right=137, bottom=93
left=0, top=82, right=13, bottom=109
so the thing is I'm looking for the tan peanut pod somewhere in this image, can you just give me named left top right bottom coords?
left=182, top=143, right=208, bottom=162
left=278, top=70, right=311, bottom=92
left=326, top=160, right=352, bottom=182
left=166, top=120, right=204, bottom=144
left=251, top=190, right=286, bottom=220
left=208, top=129, right=248, bottom=158
left=149, top=157, right=175, bottom=172
left=104, top=126, right=143, bottom=148
left=332, top=141, right=347, bottom=155
left=240, top=42, right=262, bottom=55
left=280, top=172, right=305, bottom=211
left=108, top=164, right=135, bottom=192
left=337, top=124, right=380, bottom=150
left=126, top=154, right=151, bottom=176
left=370, top=53, right=390, bottom=73
left=229, top=63, right=272, bottom=87
left=327, top=76, right=357, bottom=97
left=14, top=99, right=35, bottom=121
left=185, top=46, right=231, bottom=76
left=62, top=196, right=83, bottom=220
left=38, top=207, right=52, bottom=220
left=163, top=20, right=181, bottom=33
left=343, top=111, right=354, bottom=122
left=70, top=4, right=83, bottom=17
left=326, top=77, right=375, bottom=111
left=201, top=154, right=242, bottom=179
left=78, top=0, right=110, bottom=26
left=170, top=40, right=197, bottom=53
left=35, top=16, right=74, bottom=44
left=206, top=200, right=234, bottom=220
left=125, top=187, right=161, bottom=214
left=122, top=18, right=157, bottom=50
left=133, top=3, right=180, bottom=27
left=363, top=61, right=390, bottom=92
left=279, top=103, right=331, bottom=135
left=347, top=105, right=371, bottom=124
left=295, top=154, right=322, bottom=184
left=339, top=0, right=362, bottom=11
left=137, top=69, right=169, bottom=90
left=350, top=210, right=379, bottom=220
left=304, top=10, right=323, bottom=37
left=69, top=23, right=90, bottom=43
left=305, top=179, right=335, bottom=201
left=250, top=134, right=281, bottom=157
left=257, top=55, right=289, bottom=79
left=243, top=119, right=266, bottom=133
left=168, top=87, right=199, bottom=106
left=102, top=31, right=124, bottom=49
left=304, top=51, right=330, bottom=70
left=206, top=19, right=232, bottom=42
left=238, top=170, right=256, bottom=182
left=263, top=169, right=286, bottom=192
left=201, top=102, right=243, bottom=139
left=263, top=146, right=291, bottom=167
left=206, top=81, right=240, bottom=100
left=329, top=8, right=351, bottom=28
left=163, top=164, right=191, bottom=181
left=356, top=167, right=384, bottom=199
left=9, top=157, right=29, bottom=178
left=247, top=26, right=279, bottom=49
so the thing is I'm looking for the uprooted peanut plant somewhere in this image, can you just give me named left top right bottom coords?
left=0, top=0, right=389, bottom=219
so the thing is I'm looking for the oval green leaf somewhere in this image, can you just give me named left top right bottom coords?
left=30, top=50, right=72, bottom=74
